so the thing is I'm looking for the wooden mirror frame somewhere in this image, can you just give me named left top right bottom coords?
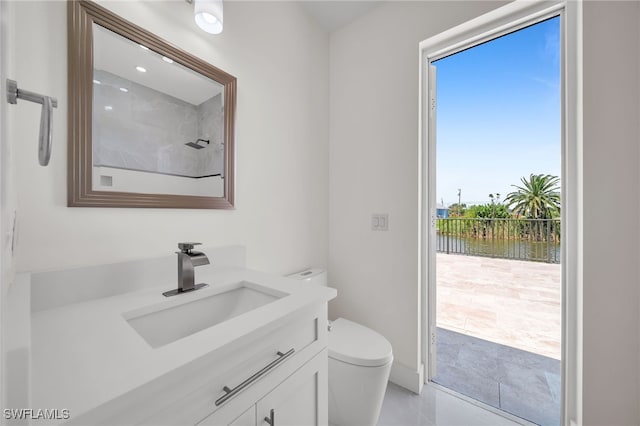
left=68, top=0, right=236, bottom=209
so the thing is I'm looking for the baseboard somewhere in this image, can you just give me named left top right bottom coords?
left=389, top=361, right=424, bottom=394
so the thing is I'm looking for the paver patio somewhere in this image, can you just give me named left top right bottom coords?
left=436, top=253, right=561, bottom=359
left=434, top=253, right=561, bottom=425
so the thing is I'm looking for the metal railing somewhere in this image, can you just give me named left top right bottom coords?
left=436, top=218, right=561, bottom=263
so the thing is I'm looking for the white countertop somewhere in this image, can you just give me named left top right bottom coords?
left=30, top=266, right=336, bottom=422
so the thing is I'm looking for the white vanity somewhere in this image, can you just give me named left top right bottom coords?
left=17, top=246, right=335, bottom=425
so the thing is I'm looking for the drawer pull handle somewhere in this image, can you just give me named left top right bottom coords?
left=264, top=408, right=275, bottom=425
left=215, top=348, right=295, bottom=406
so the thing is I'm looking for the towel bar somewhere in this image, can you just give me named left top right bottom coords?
left=6, top=78, right=58, bottom=166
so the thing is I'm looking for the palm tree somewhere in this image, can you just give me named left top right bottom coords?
left=504, top=174, right=560, bottom=219
left=505, top=174, right=560, bottom=241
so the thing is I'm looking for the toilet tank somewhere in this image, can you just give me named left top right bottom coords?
left=287, top=268, right=327, bottom=286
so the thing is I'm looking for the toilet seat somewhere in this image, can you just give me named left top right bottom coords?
left=328, top=318, right=393, bottom=367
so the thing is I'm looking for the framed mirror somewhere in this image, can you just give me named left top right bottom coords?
left=68, top=0, right=236, bottom=208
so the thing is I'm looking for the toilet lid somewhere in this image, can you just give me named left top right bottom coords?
left=329, top=318, right=393, bottom=367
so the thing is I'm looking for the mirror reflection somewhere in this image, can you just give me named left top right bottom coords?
left=92, top=23, right=225, bottom=197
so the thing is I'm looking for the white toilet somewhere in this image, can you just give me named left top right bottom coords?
left=288, top=269, right=393, bottom=426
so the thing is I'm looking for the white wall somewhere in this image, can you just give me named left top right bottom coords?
left=1, top=0, right=18, bottom=415
left=581, top=2, right=640, bottom=424
left=11, top=1, right=329, bottom=275
left=328, top=1, right=505, bottom=390
left=330, top=0, right=640, bottom=423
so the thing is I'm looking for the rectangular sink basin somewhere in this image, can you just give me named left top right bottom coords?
left=124, top=282, right=286, bottom=348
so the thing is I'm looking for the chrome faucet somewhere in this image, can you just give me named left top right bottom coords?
left=163, top=242, right=210, bottom=297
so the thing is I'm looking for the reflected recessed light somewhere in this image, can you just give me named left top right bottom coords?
left=93, top=79, right=101, bottom=84
left=135, top=66, right=147, bottom=73
left=162, top=56, right=174, bottom=64
left=119, top=87, right=129, bottom=93
left=139, top=45, right=149, bottom=51
left=104, top=106, right=113, bottom=111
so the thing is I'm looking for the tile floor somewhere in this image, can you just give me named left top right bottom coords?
left=378, top=254, right=561, bottom=425
left=434, top=253, right=561, bottom=425
left=436, top=253, right=561, bottom=359
left=378, top=382, right=523, bottom=426
left=433, top=328, right=561, bottom=426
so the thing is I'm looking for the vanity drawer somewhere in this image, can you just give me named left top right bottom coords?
left=136, top=305, right=326, bottom=426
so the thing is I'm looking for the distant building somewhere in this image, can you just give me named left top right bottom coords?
left=436, top=204, right=449, bottom=218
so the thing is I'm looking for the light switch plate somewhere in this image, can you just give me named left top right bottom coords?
left=372, top=214, right=389, bottom=231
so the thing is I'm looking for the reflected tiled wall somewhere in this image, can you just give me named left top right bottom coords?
left=92, top=69, right=224, bottom=178
left=198, top=94, right=225, bottom=177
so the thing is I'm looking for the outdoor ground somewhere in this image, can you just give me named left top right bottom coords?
left=434, top=253, right=561, bottom=425
left=437, top=253, right=561, bottom=359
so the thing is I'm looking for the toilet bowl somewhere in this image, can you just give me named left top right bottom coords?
left=288, top=269, right=393, bottom=426
left=327, top=317, right=393, bottom=426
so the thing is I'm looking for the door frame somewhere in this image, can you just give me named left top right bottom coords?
left=418, top=1, right=583, bottom=425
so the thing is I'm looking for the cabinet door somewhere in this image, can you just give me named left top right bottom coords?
left=199, top=405, right=256, bottom=426
left=229, top=407, right=256, bottom=426
left=256, top=349, right=328, bottom=426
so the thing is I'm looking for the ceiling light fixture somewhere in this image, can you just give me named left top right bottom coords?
left=119, top=87, right=129, bottom=93
left=193, top=0, right=223, bottom=34
left=162, top=56, right=174, bottom=64
left=135, top=66, right=147, bottom=73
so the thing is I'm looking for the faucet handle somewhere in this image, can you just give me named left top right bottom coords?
left=178, top=242, right=201, bottom=253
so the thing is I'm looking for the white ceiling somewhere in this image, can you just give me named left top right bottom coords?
left=299, top=1, right=383, bottom=32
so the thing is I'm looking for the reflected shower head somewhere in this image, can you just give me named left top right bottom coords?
left=185, top=138, right=210, bottom=149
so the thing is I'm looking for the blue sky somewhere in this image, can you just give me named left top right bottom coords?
left=435, top=17, right=560, bottom=207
